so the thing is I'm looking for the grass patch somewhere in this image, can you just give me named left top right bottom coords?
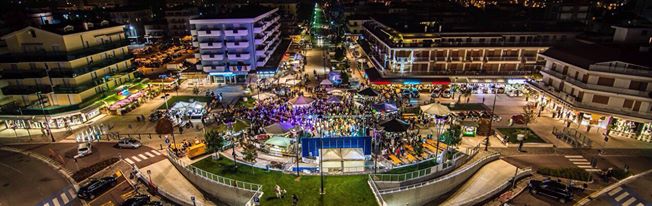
left=193, top=157, right=377, bottom=206
left=385, top=159, right=438, bottom=174
left=497, top=128, right=546, bottom=143
left=158, top=96, right=212, bottom=110
left=538, top=167, right=592, bottom=181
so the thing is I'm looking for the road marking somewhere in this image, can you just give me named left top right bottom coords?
left=585, top=169, right=602, bottom=172
left=622, top=197, right=637, bottom=206
left=125, top=158, right=134, bottom=164
left=132, top=156, right=141, bottom=162
left=565, top=155, right=583, bottom=158
left=569, top=159, right=589, bottom=162
left=578, top=165, right=593, bottom=168
left=151, top=150, right=161, bottom=155
left=615, top=191, right=629, bottom=201
left=145, top=152, right=155, bottom=157
left=52, top=197, right=61, bottom=206
left=636, top=203, right=644, bottom=206
left=44, top=203, right=50, bottom=206
left=0, top=162, right=23, bottom=174
left=68, top=188, right=76, bottom=196
left=138, top=154, right=148, bottom=160
left=572, top=162, right=591, bottom=165
left=60, top=193, right=69, bottom=204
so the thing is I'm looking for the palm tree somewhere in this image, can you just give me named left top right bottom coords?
left=204, top=129, right=225, bottom=160
left=242, top=141, right=258, bottom=174
left=522, top=105, right=536, bottom=126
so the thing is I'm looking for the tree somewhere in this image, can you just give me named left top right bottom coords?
left=242, top=141, right=258, bottom=174
left=443, top=125, right=463, bottom=149
left=204, top=129, right=225, bottom=159
left=522, top=104, right=536, bottom=126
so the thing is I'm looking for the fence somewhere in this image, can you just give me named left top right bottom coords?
left=552, top=127, right=592, bottom=148
left=370, top=153, right=462, bottom=183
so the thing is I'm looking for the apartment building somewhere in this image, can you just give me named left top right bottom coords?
left=108, top=7, right=153, bottom=41
left=190, top=6, right=281, bottom=84
left=361, top=16, right=580, bottom=88
left=0, top=20, right=137, bottom=129
left=165, top=6, right=199, bottom=37
left=530, top=42, right=652, bottom=142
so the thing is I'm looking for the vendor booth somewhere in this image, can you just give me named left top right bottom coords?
left=169, top=101, right=207, bottom=119
left=461, top=121, right=479, bottom=137
left=264, top=122, right=298, bottom=135
left=321, top=148, right=366, bottom=173
left=264, top=136, right=294, bottom=156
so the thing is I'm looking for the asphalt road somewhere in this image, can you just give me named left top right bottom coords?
left=0, top=150, right=79, bottom=206
left=592, top=172, right=652, bottom=206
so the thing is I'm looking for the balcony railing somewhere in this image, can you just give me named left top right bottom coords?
left=383, top=69, right=534, bottom=77
left=199, top=42, right=223, bottom=49
left=226, top=41, right=250, bottom=49
left=48, top=54, right=134, bottom=78
left=224, top=29, right=248, bottom=36
left=0, top=40, right=129, bottom=62
left=197, top=30, right=221, bottom=37
left=203, top=66, right=226, bottom=72
left=1, top=84, right=52, bottom=95
left=227, top=53, right=251, bottom=60
left=588, top=65, right=652, bottom=77
left=1, top=70, right=48, bottom=79
left=52, top=66, right=137, bottom=94
left=201, top=54, right=224, bottom=61
left=542, top=69, right=651, bottom=98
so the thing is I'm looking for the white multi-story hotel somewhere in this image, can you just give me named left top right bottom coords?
left=190, top=6, right=281, bottom=84
left=0, top=20, right=137, bottom=129
left=530, top=41, right=652, bottom=142
left=361, top=16, right=581, bottom=92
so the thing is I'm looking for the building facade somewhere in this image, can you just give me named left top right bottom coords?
left=165, top=6, right=199, bottom=37
left=0, top=20, right=137, bottom=129
left=361, top=17, right=580, bottom=92
left=190, top=7, right=281, bottom=84
left=530, top=42, right=652, bottom=142
left=108, top=7, right=153, bottom=42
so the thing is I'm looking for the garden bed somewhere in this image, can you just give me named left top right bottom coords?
left=193, top=156, right=376, bottom=206
left=496, top=128, right=546, bottom=143
left=537, top=167, right=592, bottom=181
left=72, top=157, right=120, bottom=181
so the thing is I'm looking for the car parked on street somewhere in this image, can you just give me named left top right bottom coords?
left=121, top=194, right=150, bottom=206
left=77, top=176, right=117, bottom=200
left=441, top=90, right=452, bottom=98
left=75, top=142, right=93, bottom=158
left=528, top=179, right=573, bottom=203
left=117, top=138, right=142, bottom=149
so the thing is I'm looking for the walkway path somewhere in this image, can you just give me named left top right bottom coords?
left=440, top=159, right=519, bottom=206
left=140, top=159, right=215, bottom=206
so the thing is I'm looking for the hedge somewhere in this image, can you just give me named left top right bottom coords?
left=538, top=167, right=592, bottom=181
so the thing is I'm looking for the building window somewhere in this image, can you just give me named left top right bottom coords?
left=629, top=80, right=648, bottom=91
left=596, top=77, right=615, bottom=87
left=623, top=99, right=634, bottom=109
left=591, top=95, right=609, bottom=105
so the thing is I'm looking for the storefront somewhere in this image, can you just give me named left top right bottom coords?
left=208, top=71, right=248, bottom=84
left=1, top=101, right=105, bottom=130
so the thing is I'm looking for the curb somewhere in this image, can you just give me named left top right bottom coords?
left=0, top=146, right=78, bottom=189
left=574, top=168, right=652, bottom=206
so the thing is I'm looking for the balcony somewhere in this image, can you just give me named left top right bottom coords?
left=48, top=54, right=134, bottom=78
left=197, top=30, right=221, bottom=37
left=227, top=53, right=251, bottom=61
left=201, top=54, right=224, bottom=61
left=199, top=42, right=223, bottom=49
left=1, top=70, right=48, bottom=79
left=542, top=69, right=651, bottom=98
left=0, top=40, right=129, bottom=62
left=1, top=84, right=52, bottom=95
left=588, top=65, right=652, bottom=77
left=256, top=49, right=266, bottom=56
left=224, top=29, right=248, bottom=37
left=226, top=41, right=250, bottom=49
left=203, top=66, right=226, bottom=73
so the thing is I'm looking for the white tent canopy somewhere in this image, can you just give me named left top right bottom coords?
left=320, top=79, right=333, bottom=86
left=420, top=103, right=452, bottom=116
left=289, top=96, right=315, bottom=106
left=284, top=79, right=301, bottom=85
left=252, top=92, right=277, bottom=101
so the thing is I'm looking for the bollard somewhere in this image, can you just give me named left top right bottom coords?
left=149, top=134, right=152, bottom=139
left=160, top=144, right=163, bottom=150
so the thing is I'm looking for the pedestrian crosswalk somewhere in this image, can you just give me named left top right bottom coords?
left=564, top=155, right=601, bottom=172
left=38, top=186, right=76, bottom=206
left=124, top=150, right=163, bottom=164
left=605, top=186, right=647, bottom=206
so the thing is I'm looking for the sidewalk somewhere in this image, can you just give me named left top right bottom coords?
left=140, top=159, right=216, bottom=206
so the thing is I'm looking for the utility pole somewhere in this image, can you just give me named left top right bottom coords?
left=485, top=94, right=497, bottom=151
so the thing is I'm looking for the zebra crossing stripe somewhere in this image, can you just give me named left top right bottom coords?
left=60, top=193, right=69, bottom=204
left=138, top=154, right=148, bottom=160
left=125, top=158, right=134, bottom=164
left=132, top=156, right=141, bottom=162
left=151, top=150, right=161, bottom=155
left=44, top=203, right=50, bottom=206
left=623, top=197, right=637, bottom=206
left=573, top=162, right=591, bottom=165
left=565, top=155, right=583, bottom=158
left=52, top=197, right=61, bottom=206
left=145, top=152, right=155, bottom=157
left=585, top=169, right=601, bottom=172
left=636, top=203, right=644, bottom=206
left=615, top=192, right=629, bottom=201
left=569, top=158, right=588, bottom=162
left=577, top=165, right=593, bottom=168
left=608, top=187, right=622, bottom=196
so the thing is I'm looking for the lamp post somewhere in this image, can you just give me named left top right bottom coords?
left=485, top=93, right=497, bottom=151
left=36, top=92, right=55, bottom=142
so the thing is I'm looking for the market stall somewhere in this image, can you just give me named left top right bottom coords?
left=169, top=101, right=207, bottom=119
left=264, top=136, right=293, bottom=156
left=461, top=121, right=479, bottom=137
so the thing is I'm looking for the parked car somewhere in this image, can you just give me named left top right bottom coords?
left=528, top=179, right=573, bottom=203
left=441, top=90, right=452, bottom=98
left=117, top=138, right=142, bottom=149
left=75, top=143, right=93, bottom=158
left=121, top=194, right=150, bottom=206
left=77, top=176, right=117, bottom=200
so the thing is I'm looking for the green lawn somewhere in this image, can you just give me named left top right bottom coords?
left=193, top=157, right=377, bottom=206
left=497, top=128, right=546, bottom=143
left=384, top=159, right=438, bottom=174
left=158, top=96, right=212, bottom=110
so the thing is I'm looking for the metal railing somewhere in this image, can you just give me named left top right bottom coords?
left=378, top=152, right=500, bottom=194
left=552, top=127, right=592, bottom=148
left=167, top=149, right=263, bottom=192
left=589, top=65, right=652, bottom=77
left=446, top=167, right=533, bottom=206
left=0, top=40, right=129, bottom=62
left=370, top=153, right=463, bottom=183
left=368, top=179, right=388, bottom=206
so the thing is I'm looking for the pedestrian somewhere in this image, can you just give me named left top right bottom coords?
left=128, top=124, right=132, bottom=129
left=292, top=194, right=299, bottom=206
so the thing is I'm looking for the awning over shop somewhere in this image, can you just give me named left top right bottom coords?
left=364, top=68, right=450, bottom=85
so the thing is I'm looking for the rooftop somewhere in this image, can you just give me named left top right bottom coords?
left=36, top=20, right=122, bottom=35
left=194, top=6, right=275, bottom=19
left=541, top=41, right=652, bottom=69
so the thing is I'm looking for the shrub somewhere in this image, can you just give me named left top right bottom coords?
left=72, top=157, right=120, bottom=181
left=537, top=167, right=592, bottom=181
